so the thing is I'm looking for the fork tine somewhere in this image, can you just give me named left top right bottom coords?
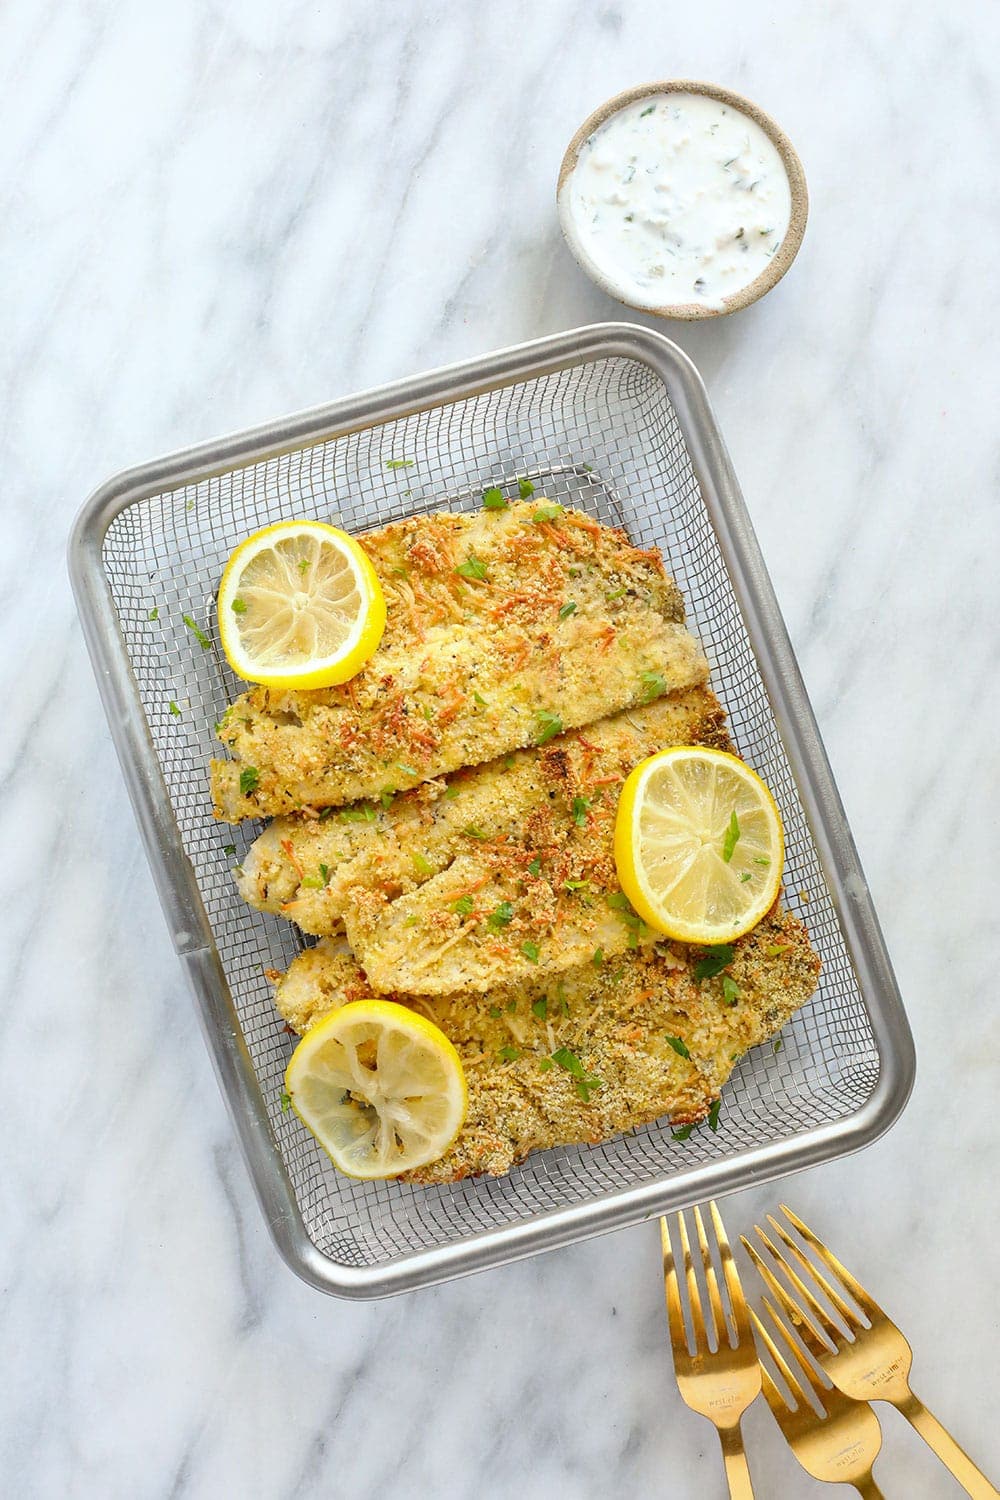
left=757, top=1356, right=792, bottom=1419
left=750, top=1305, right=810, bottom=1410
left=760, top=1297, right=829, bottom=1410
left=779, top=1205, right=881, bottom=1322
left=767, top=1214, right=866, bottom=1331
left=744, top=1228, right=840, bottom=1353
left=711, top=1200, right=752, bottom=1344
left=693, top=1204, right=726, bottom=1347
left=660, top=1217, right=689, bottom=1355
left=678, top=1210, right=708, bottom=1353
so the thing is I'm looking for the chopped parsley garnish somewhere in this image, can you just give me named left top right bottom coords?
left=182, top=614, right=211, bottom=650
left=301, top=874, right=324, bottom=889
left=482, top=486, right=507, bottom=510
left=571, top=796, right=590, bottom=827
left=412, top=852, right=433, bottom=876
left=773, top=1036, right=784, bottom=1053
left=606, top=892, right=635, bottom=913
left=722, top=810, right=741, bottom=863
left=280, top=1090, right=292, bottom=1112
left=385, top=458, right=415, bottom=469
left=396, top=762, right=418, bottom=777
left=532, top=504, right=564, bottom=523
left=640, top=669, right=668, bottom=702
left=222, top=844, right=237, bottom=856
left=551, top=1047, right=602, bottom=1102
left=766, top=942, right=793, bottom=957
left=558, top=601, right=577, bottom=619
left=231, top=597, right=247, bottom=614
left=527, top=857, right=542, bottom=876
left=239, top=767, right=260, bottom=796
left=665, top=1035, right=691, bottom=1058
left=708, top=1098, right=722, bottom=1132
left=565, top=878, right=589, bottom=892
left=592, top=947, right=604, bottom=966
left=456, top=554, right=488, bottom=581
left=403, top=915, right=419, bottom=927
left=753, top=856, right=771, bottom=867
left=497, top=1046, right=521, bottom=1063
left=473, top=691, right=488, bottom=706
left=297, top=558, right=309, bottom=575
left=338, top=804, right=378, bottom=823
left=534, top=709, right=563, bottom=745
left=148, top=606, right=159, bottom=621
left=538, top=1058, right=554, bottom=1072
left=671, top=1123, right=695, bottom=1141
left=640, top=104, right=655, bottom=116
left=521, top=940, right=540, bottom=963
left=463, top=824, right=489, bottom=839
left=551, top=1047, right=584, bottom=1077
left=169, top=700, right=181, bottom=717
left=739, top=871, right=752, bottom=883
left=532, top=997, right=548, bottom=1020
left=452, top=894, right=475, bottom=917
left=319, top=863, right=330, bottom=885
left=694, top=944, right=735, bottom=980
left=722, top=976, right=740, bottom=1007
left=489, top=1006, right=502, bottom=1019
left=506, top=999, right=517, bottom=1013
left=488, top=900, right=514, bottom=930
left=605, top=587, right=627, bottom=601
left=518, top=477, right=535, bottom=498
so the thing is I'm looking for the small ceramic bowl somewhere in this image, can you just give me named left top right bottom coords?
left=557, top=80, right=808, bottom=320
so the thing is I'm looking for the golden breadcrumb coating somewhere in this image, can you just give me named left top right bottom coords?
left=236, top=686, right=731, bottom=992
left=212, top=501, right=707, bottom=820
left=273, top=906, right=820, bottom=1182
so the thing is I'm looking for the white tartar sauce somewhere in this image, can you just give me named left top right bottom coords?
left=562, top=92, right=792, bottom=312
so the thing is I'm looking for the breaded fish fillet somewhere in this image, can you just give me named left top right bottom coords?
left=274, top=908, right=821, bottom=1183
left=236, top=686, right=732, bottom=992
left=211, top=501, right=707, bottom=820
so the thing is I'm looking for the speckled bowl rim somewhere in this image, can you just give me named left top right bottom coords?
left=557, top=79, right=809, bottom=321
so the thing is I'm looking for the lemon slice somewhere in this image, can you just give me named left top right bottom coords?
left=284, top=1000, right=467, bottom=1179
left=614, top=747, right=784, bottom=945
left=217, top=520, right=386, bottom=688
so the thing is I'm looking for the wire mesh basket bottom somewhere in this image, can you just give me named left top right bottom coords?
left=101, top=354, right=878, bottom=1270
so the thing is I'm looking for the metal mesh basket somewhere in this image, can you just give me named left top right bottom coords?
left=70, top=324, right=913, bottom=1297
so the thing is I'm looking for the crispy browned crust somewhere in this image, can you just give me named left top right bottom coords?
left=211, top=501, right=707, bottom=820
left=274, top=905, right=820, bottom=1183
left=235, top=687, right=734, bottom=994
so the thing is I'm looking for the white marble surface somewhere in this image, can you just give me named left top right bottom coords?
left=3, top=2, right=999, bottom=1495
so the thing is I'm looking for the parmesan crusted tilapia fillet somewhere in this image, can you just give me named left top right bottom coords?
left=274, top=909, right=821, bottom=1183
left=211, top=501, right=707, bottom=821
left=236, top=686, right=732, bottom=992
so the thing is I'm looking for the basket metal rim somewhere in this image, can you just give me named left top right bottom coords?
left=68, top=322, right=915, bottom=1299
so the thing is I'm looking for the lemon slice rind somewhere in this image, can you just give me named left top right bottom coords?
left=614, top=746, right=784, bottom=945
left=285, top=1000, right=468, bottom=1180
left=217, top=520, right=386, bottom=689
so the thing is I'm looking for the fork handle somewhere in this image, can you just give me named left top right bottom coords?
left=897, top=1391, right=1000, bottom=1499
left=718, top=1423, right=754, bottom=1499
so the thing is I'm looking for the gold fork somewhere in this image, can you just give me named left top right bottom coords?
left=744, top=1206, right=1000, bottom=1500
left=752, top=1296, right=886, bottom=1496
left=661, top=1202, right=760, bottom=1498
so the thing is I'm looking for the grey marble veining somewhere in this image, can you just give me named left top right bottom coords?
left=2, top=1, right=999, bottom=1496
